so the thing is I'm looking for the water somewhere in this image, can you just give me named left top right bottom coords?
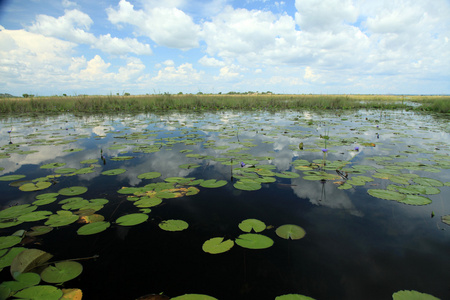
left=0, top=110, right=449, bottom=300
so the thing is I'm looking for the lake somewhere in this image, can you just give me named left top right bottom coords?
left=0, top=109, right=449, bottom=300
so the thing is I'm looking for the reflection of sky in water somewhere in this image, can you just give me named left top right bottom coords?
left=0, top=110, right=449, bottom=299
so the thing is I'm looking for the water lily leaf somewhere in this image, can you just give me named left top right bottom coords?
left=159, top=219, right=189, bottom=232
left=45, top=211, right=79, bottom=227
left=0, top=175, right=26, bottom=181
left=33, top=193, right=58, bottom=206
left=412, top=177, right=443, bottom=187
left=397, top=195, right=432, bottom=206
left=202, top=237, right=234, bottom=254
left=77, top=221, right=110, bottom=235
left=116, top=213, right=149, bottom=226
left=235, top=233, right=274, bottom=249
left=275, top=294, right=316, bottom=300
left=101, top=168, right=126, bottom=176
left=179, top=163, right=201, bottom=169
left=26, top=226, right=53, bottom=237
left=62, top=199, right=91, bottom=210
left=137, top=172, right=162, bottom=180
left=61, top=288, right=83, bottom=300
left=441, top=215, right=450, bottom=226
left=134, top=197, right=162, bottom=208
left=199, top=179, right=227, bottom=188
left=274, top=171, right=300, bottom=179
left=40, top=163, right=66, bottom=169
left=276, top=225, right=306, bottom=240
left=13, top=285, right=63, bottom=300
left=233, top=180, right=262, bottom=191
left=78, top=214, right=105, bottom=224
left=0, top=247, right=26, bottom=269
left=238, top=219, right=266, bottom=233
left=19, top=181, right=52, bottom=192
left=367, top=189, right=406, bottom=201
left=0, top=236, right=22, bottom=250
left=41, top=261, right=83, bottom=283
left=392, top=290, right=439, bottom=300
left=0, top=272, right=40, bottom=293
left=63, top=148, right=83, bottom=153
left=10, top=249, right=53, bottom=278
left=110, top=156, right=134, bottom=161
left=171, top=294, right=218, bottom=300
left=58, top=186, right=88, bottom=196
left=0, top=204, right=37, bottom=219
left=18, top=211, right=52, bottom=222
left=80, top=159, right=98, bottom=164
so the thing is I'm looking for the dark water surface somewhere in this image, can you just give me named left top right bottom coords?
left=0, top=110, right=449, bottom=300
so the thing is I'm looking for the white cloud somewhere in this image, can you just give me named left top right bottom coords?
left=198, top=55, right=225, bottom=67
left=304, top=66, right=320, bottom=81
left=107, top=0, right=200, bottom=49
left=214, top=65, right=242, bottom=81
left=94, top=34, right=152, bottom=55
left=153, top=62, right=203, bottom=82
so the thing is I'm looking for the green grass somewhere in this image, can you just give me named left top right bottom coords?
left=0, top=94, right=448, bottom=114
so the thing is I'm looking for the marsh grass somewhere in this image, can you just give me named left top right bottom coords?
left=0, top=94, right=448, bottom=114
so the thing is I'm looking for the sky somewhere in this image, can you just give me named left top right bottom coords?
left=0, top=0, right=449, bottom=96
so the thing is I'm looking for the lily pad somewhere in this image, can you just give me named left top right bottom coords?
left=10, top=249, right=53, bottom=278
left=40, top=162, right=66, bottom=169
left=274, top=171, right=300, bottom=179
left=397, top=195, right=432, bottom=206
left=110, top=156, right=134, bottom=161
left=101, top=168, right=126, bottom=176
left=12, top=285, right=63, bottom=300
left=0, top=236, right=22, bottom=250
left=235, top=233, right=274, bottom=250
left=238, top=219, right=266, bottom=233
left=45, top=211, right=79, bottom=227
left=159, top=219, right=189, bottom=232
left=26, top=226, right=53, bottom=237
left=0, top=175, right=26, bottom=181
left=412, top=177, right=443, bottom=187
left=0, top=272, right=41, bottom=293
left=276, top=224, right=306, bottom=240
left=19, top=181, right=52, bottom=192
left=171, top=294, right=218, bottom=300
left=0, top=247, right=26, bottom=269
left=58, top=186, right=88, bottom=196
left=199, top=179, right=228, bottom=188
left=116, top=213, right=149, bottom=226
left=134, top=197, right=162, bottom=208
left=41, top=261, right=83, bottom=283
left=137, top=172, right=162, bottom=180
left=202, top=237, right=234, bottom=254
left=0, top=204, right=37, bottom=219
left=275, top=295, right=316, bottom=300
left=441, top=215, right=450, bottom=226
left=233, top=180, right=262, bottom=191
left=179, top=163, right=201, bottom=169
left=77, top=221, right=110, bottom=235
left=18, top=211, right=52, bottom=222
left=392, top=290, right=439, bottom=300
left=367, top=189, right=406, bottom=201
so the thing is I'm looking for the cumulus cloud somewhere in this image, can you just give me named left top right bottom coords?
left=198, top=55, right=225, bottom=67
left=107, top=0, right=200, bottom=49
left=153, top=62, right=203, bottom=83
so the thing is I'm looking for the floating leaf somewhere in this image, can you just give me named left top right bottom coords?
left=18, top=211, right=52, bottom=222
left=41, top=261, right=83, bottom=283
left=392, top=290, right=440, bottom=300
left=441, top=215, right=450, bottom=226
left=26, top=226, right=53, bottom=237
left=171, top=294, right=218, bottom=300
left=0, top=272, right=40, bottom=293
left=235, top=233, right=274, bottom=250
left=238, top=219, right=266, bottom=233
left=116, top=213, right=149, bottom=226
left=10, top=249, right=53, bottom=278
left=110, top=156, right=134, bottom=161
left=80, top=159, right=97, bottom=164
left=58, top=186, right=88, bottom=196
left=274, top=171, right=300, bottom=179
left=0, top=247, right=26, bottom=269
left=179, top=163, right=201, bottom=169
left=137, top=172, right=162, bottom=180
left=0, top=236, right=22, bottom=250
left=134, top=197, right=162, bottom=208
left=0, top=204, right=37, bottom=219
left=13, top=285, right=63, bottom=300
left=276, top=225, right=306, bottom=240
left=199, top=179, right=227, bottom=188
left=0, top=175, right=26, bottom=181
left=77, top=221, right=110, bottom=235
left=202, top=237, right=234, bottom=254
left=19, top=181, right=52, bottom=192
left=159, top=219, right=189, bottom=232
left=63, top=148, right=83, bottom=153
left=101, top=168, right=126, bottom=176
left=40, top=163, right=66, bottom=169
left=45, top=211, right=79, bottom=227
left=233, top=180, right=262, bottom=191
left=276, top=294, right=316, bottom=300
left=367, top=189, right=406, bottom=201
left=412, top=177, right=443, bottom=187
left=397, top=195, right=432, bottom=206
left=61, top=288, right=83, bottom=300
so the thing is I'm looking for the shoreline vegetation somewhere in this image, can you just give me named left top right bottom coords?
left=0, top=94, right=448, bottom=114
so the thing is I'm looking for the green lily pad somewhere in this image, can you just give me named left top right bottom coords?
left=171, top=294, right=218, bottom=300
left=412, top=177, right=443, bottom=187
left=10, top=249, right=53, bottom=278
left=199, top=179, right=227, bottom=188
left=238, top=219, right=266, bottom=233
left=179, top=163, right=201, bottom=169
left=392, top=290, right=439, bottom=300
left=159, top=219, right=189, bottom=232
left=235, top=233, right=274, bottom=250
left=110, top=156, right=134, bottom=161
left=0, top=247, right=26, bottom=269
left=26, top=226, right=53, bottom=237
left=18, top=211, right=52, bottom=222
left=274, top=171, right=300, bottom=179
left=41, top=261, right=83, bottom=283
left=0, top=175, right=26, bottom=181
left=202, top=237, right=234, bottom=254
left=233, top=180, right=262, bottom=191
left=441, top=215, right=450, bottom=226
left=63, top=148, right=83, bottom=153
left=134, top=197, right=162, bottom=208
left=137, top=172, right=162, bottom=180
left=101, top=168, right=126, bottom=176
left=397, top=195, right=432, bottom=206
left=77, top=221, right=111, bottom=235
left=40, top=162, right=66, bottom=169
left=19, top=181, right=52, bottom=192
left=275, top=294, right=316, bottom=300
left=367, top=189, right=406, bottom=201
left=45, top=211, right=79, bottom=227
left=0, top=272, right=41, bottom=293
left=0, top=204, right=37, bottom=219
left=0, top=236, right=22, bottom=250
left=80, top=159, right=98, bottom=164
left=276, top=224, right=306, bottom=240
left=116, top=213, right=149, bottom=226
left=54, top=168, right=77, bottom=174
left=12, top=285, right=63, bottom=300
left=58, top=186, right=88, bottom=196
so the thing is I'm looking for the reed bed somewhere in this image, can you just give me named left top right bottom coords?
left=0, top=94, right=448, bottom=114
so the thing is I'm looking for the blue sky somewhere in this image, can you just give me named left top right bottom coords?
left=1, top=0, right=449, bottom=96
